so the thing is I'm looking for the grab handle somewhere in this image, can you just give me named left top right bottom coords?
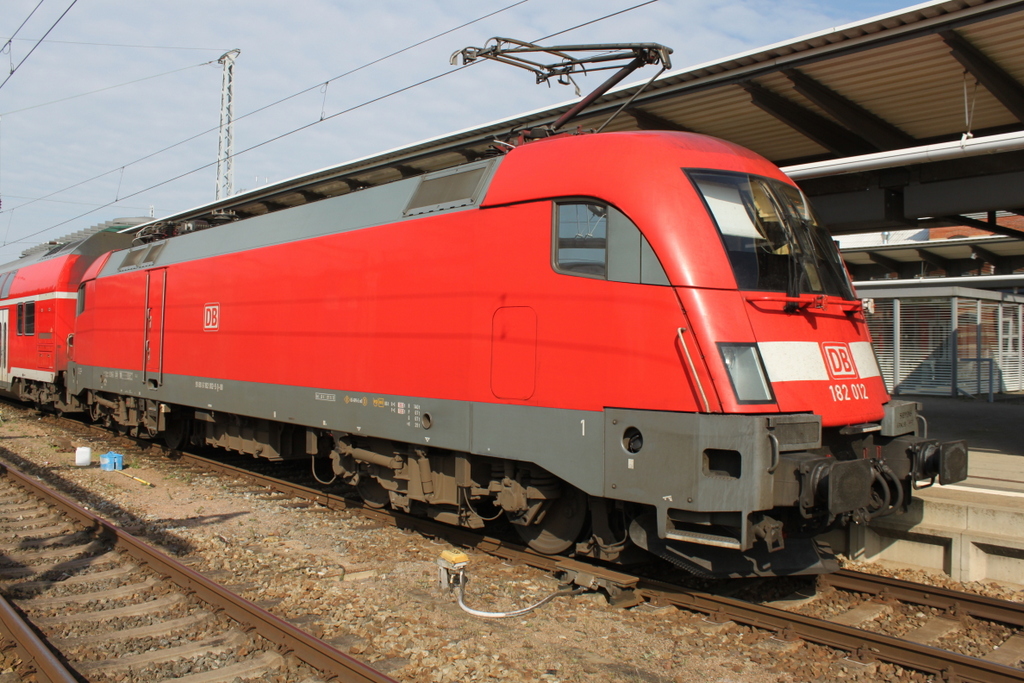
left=677, top=327, right=711, bottom=413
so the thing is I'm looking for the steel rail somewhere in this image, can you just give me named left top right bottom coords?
left=163, top=450, right=570, bottom=570
left=33, top=413, right=1024, bottom=682
left=635, top=576, right=1024, bottom=683
left=0, top=460, right=398, bottom=683
left=0, top=594, right=78, bottom=683
left=163, top=449, right=1024, bottom=681
left=172, top=450, right=1024, bottom=682
left=825, top=569, right=1024, bottom=627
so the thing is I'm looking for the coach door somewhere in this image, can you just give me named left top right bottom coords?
left=144, top=269, right=166, bottom=387
left=0, top=310, right=8, bottom=385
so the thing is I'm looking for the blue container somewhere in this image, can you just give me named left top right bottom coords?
left=101, top=452, right=124, bottom=471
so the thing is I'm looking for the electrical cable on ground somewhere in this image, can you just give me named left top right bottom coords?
left=453, top=569, right=584, bottom=618
left=437, top=550, right=584, bottom=619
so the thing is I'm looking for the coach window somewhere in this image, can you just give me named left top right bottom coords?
left=17, top=301, right=35, bottom=336
left=554, top=201, right=670, bottom=285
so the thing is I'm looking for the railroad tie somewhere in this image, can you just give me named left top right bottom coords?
left=984, top=632, right=1024, bottom=668
left=15, top=576, right=161, bottom=610
left=51, top=610, right=215, bottom=649
left=153, top=650, right=286, bottom=683
left=0, top=514, right=71, bottom=531
left=0, top=539, right=109, bottom=570
left=5, top=562, right=138, bottom=592
left=828, top=601, right=892, bottom=627
left=900, top=617, right=962, bottom=645
left=73, top=630, right=251, bottom=674
left=31, top=593, right=186, bottom=626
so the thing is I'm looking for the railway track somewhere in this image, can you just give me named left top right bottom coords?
left=162, top=450, right=1024, bottom=681
left=12, top=406, right=1024, bottom=682
left=0, top=458, right=396, bottom=683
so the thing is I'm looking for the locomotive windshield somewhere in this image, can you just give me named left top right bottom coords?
left=688, top=170, right=855, bottom=300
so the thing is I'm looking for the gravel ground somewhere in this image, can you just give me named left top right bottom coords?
left=0, top=405, right=1019, bottom=683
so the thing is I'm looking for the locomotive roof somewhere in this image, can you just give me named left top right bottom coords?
left=117, top=0, right=1024, bottom=243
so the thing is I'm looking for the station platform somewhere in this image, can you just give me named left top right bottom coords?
left=840, top=395, right=1024, bottom=584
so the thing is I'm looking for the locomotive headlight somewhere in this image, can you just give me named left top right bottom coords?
left=718, top=343, right=774, bottom=404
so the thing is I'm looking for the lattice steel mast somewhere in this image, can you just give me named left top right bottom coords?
left=216, top=49, right=240, bottom=200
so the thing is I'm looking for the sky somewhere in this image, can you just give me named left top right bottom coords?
left=0, top=0, right=920, bottom=265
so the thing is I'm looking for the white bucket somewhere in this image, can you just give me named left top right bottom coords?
left=75, top=447, right=92, bottom=467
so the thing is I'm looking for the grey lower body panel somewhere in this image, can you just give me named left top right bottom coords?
left=67, top=364, right=607, bottom=495
left=603, top=408, right=774, bottom=512
left=67, top=366, right=796, bottom=541
left=603, top=407, right=778, bottom=543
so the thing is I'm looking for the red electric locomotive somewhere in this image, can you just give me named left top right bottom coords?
left=0, top=129, right=966, bottom=578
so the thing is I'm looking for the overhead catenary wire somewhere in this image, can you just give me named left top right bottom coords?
left=0, top=0, right=535, bottom=221
left=0, top=60, right=220, bottom=116
left=535, top=0, right=659, bottom=42
left=0, top=37, right=227, bottom=51
left=2, top=193, right=150, bottom=209
left=10, top=63, right=478, bottom=240
left=5, top=0, right=661, bottom=248
left=0, top=0, right=80, bottom=92
left=1, top=0, right=46, bottom=63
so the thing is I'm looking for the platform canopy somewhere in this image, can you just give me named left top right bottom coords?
left=125, top=0, right=1024, bottom=245
left=843, top=232, right=1024, bottom=283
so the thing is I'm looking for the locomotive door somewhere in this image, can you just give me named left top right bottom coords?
left=0, top=309, right=8, bottom=385
left=144, top=269, right=166, bottom=386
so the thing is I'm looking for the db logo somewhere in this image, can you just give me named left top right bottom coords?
left=821, top=342, right=858, bottom=379
left=203, top=303, right=220, bottom=331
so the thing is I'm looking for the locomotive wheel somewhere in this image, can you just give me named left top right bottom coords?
left=88, top=401, right=103, bottom=423
left=164, top=416, right=188, bottom=450
left=357, top=476, right=390, bottom=509
left=513, top=484, right=588, bottom=555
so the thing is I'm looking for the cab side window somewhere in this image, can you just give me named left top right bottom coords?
left=556, top=203, right=608, bottom=277
left=553, top=201, right=669, bottom=285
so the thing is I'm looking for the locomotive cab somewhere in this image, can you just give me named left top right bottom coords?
left=601, top=147, right=967, bottom=576
left=484, top=131, right=967, bottom=576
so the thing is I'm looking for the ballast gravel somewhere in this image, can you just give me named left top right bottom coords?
left=0, top=407, right=1021, bottom=683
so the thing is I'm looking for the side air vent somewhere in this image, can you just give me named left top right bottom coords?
left=118, top=241, right=167, bottom=271
left=403, top=160, right=494, bottom=217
